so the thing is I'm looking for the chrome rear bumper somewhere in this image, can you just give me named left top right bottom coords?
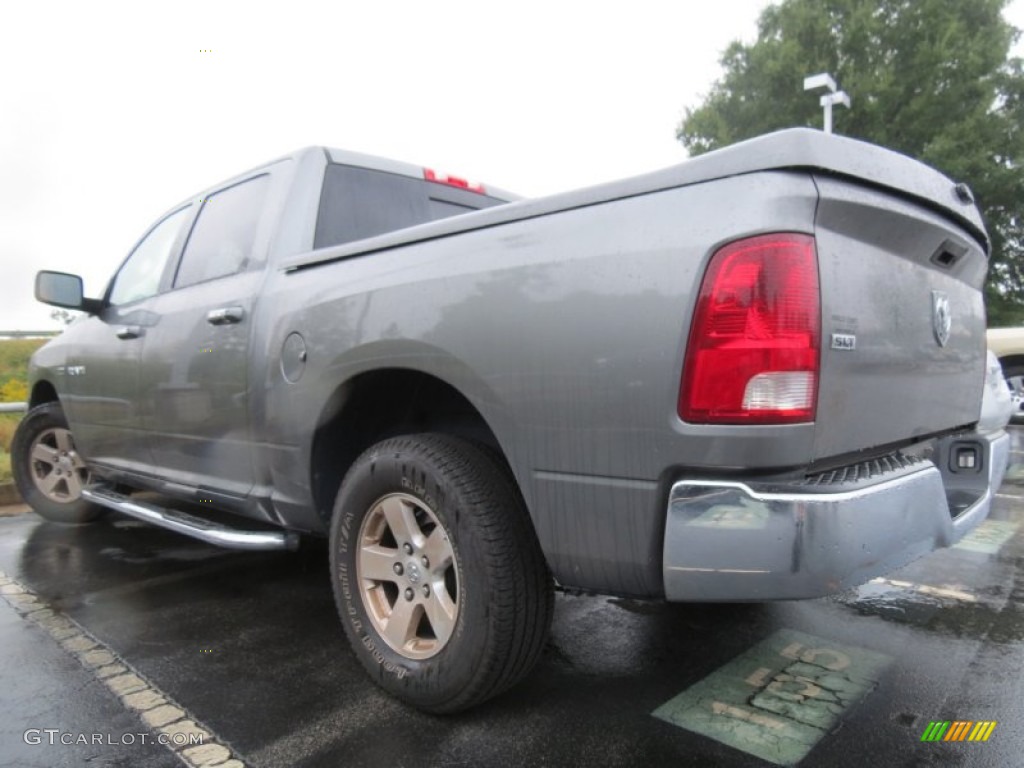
left=662, top=429, right=1009, bottom=601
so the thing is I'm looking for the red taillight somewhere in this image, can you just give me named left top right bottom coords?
left=423, top=168, right=486, bottom=194
left=679, top=233, right=820, bottom=424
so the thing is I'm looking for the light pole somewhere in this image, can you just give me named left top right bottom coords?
left=803, top=73, right=851, bottom=134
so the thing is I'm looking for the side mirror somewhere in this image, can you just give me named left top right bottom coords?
left=35, top=271, right=102, bottom=314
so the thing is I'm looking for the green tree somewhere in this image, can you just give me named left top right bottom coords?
left=679, top=0, right=1024, bottom=326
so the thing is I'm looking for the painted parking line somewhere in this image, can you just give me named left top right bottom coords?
left=868, top=578, right=978, bottom=603
left=1001, top=466, right=1024, bottom=485
left=0, top=569, right=246, bottom=768
left=954, top=519, right=1021, bottom=554
left=653, top=628, right=891, bottom=766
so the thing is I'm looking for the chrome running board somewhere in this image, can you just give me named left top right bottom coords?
left=82, top=487, right=299, bottom=552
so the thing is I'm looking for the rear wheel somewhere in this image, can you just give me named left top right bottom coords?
left=11, top=402, right=103, bottom=524
left=330, top=433, right=553, bottom=713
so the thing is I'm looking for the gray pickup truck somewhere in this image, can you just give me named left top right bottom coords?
left=14, top=129, right=1008, bottom=712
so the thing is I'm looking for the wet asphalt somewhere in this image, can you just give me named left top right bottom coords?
left=2, top=429, right=1024, bottom=767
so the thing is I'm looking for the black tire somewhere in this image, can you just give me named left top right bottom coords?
left=329, top=433, right=553, bottom=713
left=11, top=402, right=103, bottom=524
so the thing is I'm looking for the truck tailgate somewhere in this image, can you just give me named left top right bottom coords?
left=812, top=174, right=988, bottom=461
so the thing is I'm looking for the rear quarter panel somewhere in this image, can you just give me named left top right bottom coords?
left=255, top=171, right=819, bottom=595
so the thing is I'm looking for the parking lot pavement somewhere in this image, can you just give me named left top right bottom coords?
left=2, top=430, right=1024, bottom=767
left=0, top=595, right=177, bottom=768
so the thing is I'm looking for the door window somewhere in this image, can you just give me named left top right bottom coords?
left=174, top=175, right=269, bottom=288
left=108, top=206, right=192, bottom=305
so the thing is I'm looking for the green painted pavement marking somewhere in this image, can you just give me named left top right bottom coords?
left=954, top=520, right=1020, bottom=554
left=688, top=497, right=771, bottom=530
left=652, top=629, right=891, bottom=766
left=1001, top=464, right=1024, bottom=486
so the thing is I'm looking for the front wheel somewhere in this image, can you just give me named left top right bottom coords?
left=330, top=434, right=553, bottom=713
left=11, top=402, right=103, bottom=524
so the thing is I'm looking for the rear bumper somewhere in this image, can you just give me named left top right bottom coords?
left=662, top=429, right=1009, bottom=601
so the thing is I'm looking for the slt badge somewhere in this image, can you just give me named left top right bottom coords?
left=932, top=290, right=951, bottom=347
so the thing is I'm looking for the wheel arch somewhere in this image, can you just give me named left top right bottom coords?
left=309, top=368, right=516, bottom=527
left=28, top=379, right=60, bottom=409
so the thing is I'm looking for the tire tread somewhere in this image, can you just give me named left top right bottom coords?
left=331, top=433, right=553, bottom=713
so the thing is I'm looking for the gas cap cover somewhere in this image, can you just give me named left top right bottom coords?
left=281, top=332, right=308, bottom=383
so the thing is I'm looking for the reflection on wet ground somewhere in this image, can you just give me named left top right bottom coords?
left=0, top=429, right=1023, bottom=766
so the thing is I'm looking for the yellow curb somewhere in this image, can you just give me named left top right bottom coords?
left=95, top=663, right=128, bottom=679
left=80, top=649, right=116, bottom=668
left=142, top=705, right=186, bottom=728
left=182, top=743, right=232, bottom=767
left=106, top=673, right=149, bottom=696
left=62, top=635, right=98, bottom=653
left=122, top=689, right=167, bottom=711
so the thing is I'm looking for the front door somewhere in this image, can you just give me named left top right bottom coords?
left=62, top=205, right=193, bottom=474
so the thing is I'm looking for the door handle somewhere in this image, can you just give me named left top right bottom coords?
left=206, top=306, right=245, bottom=325
left=116, top=326, right=142, bottom=340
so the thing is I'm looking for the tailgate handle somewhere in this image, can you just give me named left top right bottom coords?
left=116, top=326, right=141, bottom=340
left=931, top=240, right=967, bottom=269
left=207, top=307, right=245, bottom=325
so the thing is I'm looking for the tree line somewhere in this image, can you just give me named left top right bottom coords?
left=679, top=0, right=1024, bottom=326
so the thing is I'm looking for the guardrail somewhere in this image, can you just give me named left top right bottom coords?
left=0, top=402, right=26, bottom=503
left=0, top=331, right=59, bottom=339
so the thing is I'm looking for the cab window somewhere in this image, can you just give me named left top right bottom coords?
left=313, top=164, right=507, bottom=249
left=108, top=206, right=192, bottom=306
left=173, top=175, right=269, bottom=288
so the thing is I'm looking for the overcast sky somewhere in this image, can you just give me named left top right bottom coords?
left=3, top=0, right=1024, bottom=330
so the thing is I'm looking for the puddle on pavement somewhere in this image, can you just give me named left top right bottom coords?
left=832, top=577, right=1024, bottom=644
left=98, top=546, right=224, bottom=564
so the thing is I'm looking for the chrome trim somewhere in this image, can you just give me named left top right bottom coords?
left=662, top=429, right=1009, bottom=602
left=672, top=466, right=937, bottom=506
left=932, top=290, right=952, bottom=347
left=82, top=488, right=298, bottom=552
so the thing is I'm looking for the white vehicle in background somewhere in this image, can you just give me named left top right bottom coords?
left=987, top=327, right=1024, bottom=421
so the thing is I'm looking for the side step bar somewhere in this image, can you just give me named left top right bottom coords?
left=82, top=487, right=299, bottom=552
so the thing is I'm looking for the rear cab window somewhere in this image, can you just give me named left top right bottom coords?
left=313, top=163, right=509, bottom=250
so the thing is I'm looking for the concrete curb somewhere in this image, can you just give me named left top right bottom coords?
left=0, top=570, right=247, bottom=768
